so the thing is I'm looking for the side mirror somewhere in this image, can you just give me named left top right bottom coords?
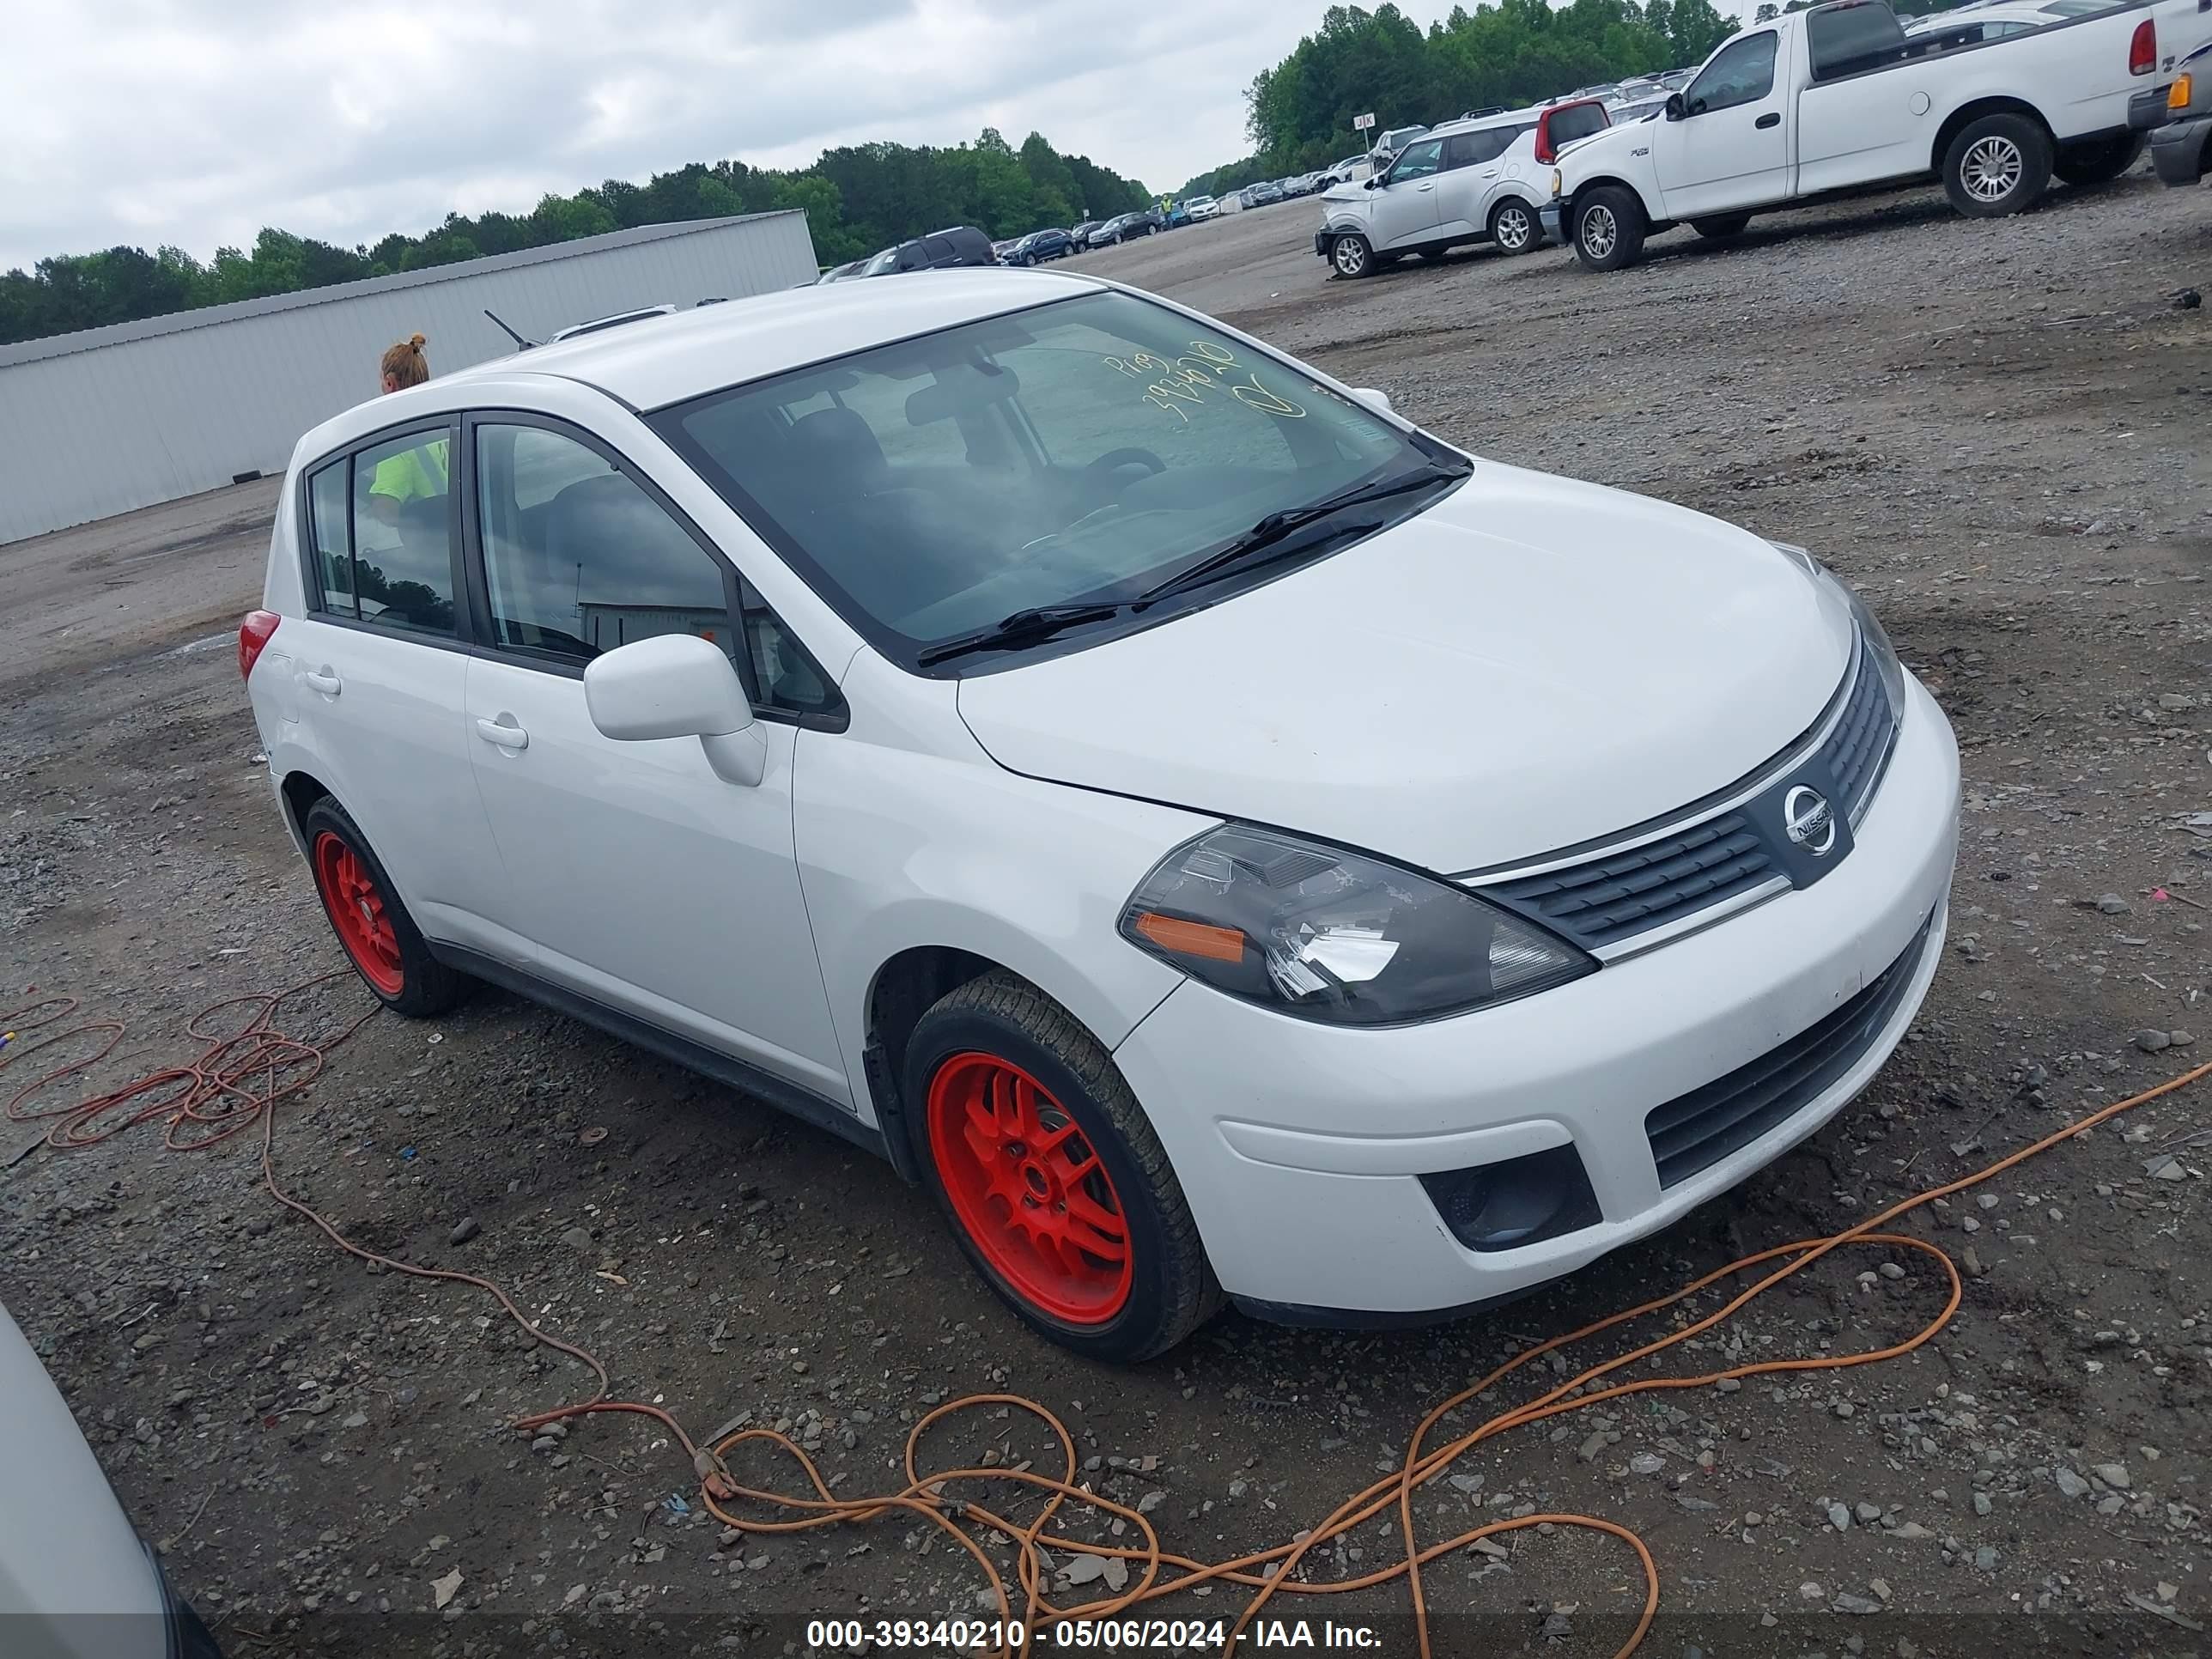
left=1363, top=176, right=1380, bottom=190
left=584, top=633, right=767, bottom=787
left=1664, top=92, right=1686, bottom=120
left=1350, top=387, right=1394, bottom=416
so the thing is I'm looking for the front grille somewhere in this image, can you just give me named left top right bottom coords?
left=1486, top=814, right=1775, bottom=951
left=1825, top=641, right=1895, bottom=820
left=1644, top=912, right=1934, bottom=1189
left=1478, top=636, right=1899, bottom=955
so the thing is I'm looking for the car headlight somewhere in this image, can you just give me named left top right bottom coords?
left=1550, top=169, right=1563, bottom=197
left=1769, top=539, right=1906, bottom=716
left=1119, top=825, right=1595, bottom=1025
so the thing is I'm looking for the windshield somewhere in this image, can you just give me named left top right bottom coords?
left=651, top=290, right=1443, bottom=673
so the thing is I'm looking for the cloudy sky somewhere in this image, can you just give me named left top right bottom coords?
left=1, top=0, right=1476, bottom=272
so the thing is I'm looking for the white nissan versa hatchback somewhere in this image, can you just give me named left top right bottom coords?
left=242, top=270, right=1959, bottom=1362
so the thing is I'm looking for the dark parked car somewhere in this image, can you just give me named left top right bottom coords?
left=1067, top=220, right=1103, bottom=249
left=1006, top=228, right=1078, bottom=264
left=856, top=225, right=999, bottom=277
left=1239, top=180, right=1285, bottom=208
left=1086, top=212, right=1158, bottom=247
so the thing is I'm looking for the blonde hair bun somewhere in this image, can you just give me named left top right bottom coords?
left=409, top=332, right=427, bottom=349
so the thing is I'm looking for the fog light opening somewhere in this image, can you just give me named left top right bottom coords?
left=1419, top=1142, right=1601, bottom=1253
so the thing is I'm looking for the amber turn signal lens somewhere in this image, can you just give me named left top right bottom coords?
left=2172, top=73, right=2194, bottom=110
left=1132, top=912, right=1246, bottom=963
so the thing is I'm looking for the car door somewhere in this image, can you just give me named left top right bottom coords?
left=1434, top=126, right=1514, bottom=237
left=1654, top=29, right=1790, bottom=217
left=1367, top=137, right=1448, bottom=248
left=289, top=422, right=518, bottom=957
left=457, top=414, right=851, bottom=1103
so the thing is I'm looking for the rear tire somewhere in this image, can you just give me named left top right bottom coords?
left=1942, top=112, right=2053, bottom=216
left=1488, top=198, right=1540, bottom=254
left=1330, top=233, right=1376, bottom=278
left=1572, top=186, right=1647, bottom=271
left=2053, top=131, right=2145, bottom=186
left=302, top=799, right=469, bottom=1017
left=907, top=971, right=1222, bottom=1364
left=1691, top=211, right=1752, bottom=240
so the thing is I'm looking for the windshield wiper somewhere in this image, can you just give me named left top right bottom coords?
left=1136, top=462, right=1471, bottom=607
left=915, top=602, right=1127, bottom=667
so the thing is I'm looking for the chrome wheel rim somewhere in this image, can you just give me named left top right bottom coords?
left=1582, top=205, right=1617, bottom=259
left=1496, top=207, right=1532, bottom=251
left=1961, top=137, right=2023, bottom=203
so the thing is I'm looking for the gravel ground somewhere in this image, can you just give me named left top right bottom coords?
left=3, top=167, right=2210, bottom=1658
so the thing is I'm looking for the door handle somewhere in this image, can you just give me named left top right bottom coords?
left=1416, top=182, right=1435, bottom=191
left=476, top=716, right=529, bottom=750
left=1480, top=168, right=1499, bottom=178
left=303, top=668, right=342, bottom=696
left=1755, top=112, right=1780, bottom=129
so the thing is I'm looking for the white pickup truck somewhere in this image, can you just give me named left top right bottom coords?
left=1540, top=0, right=2203, bottom=270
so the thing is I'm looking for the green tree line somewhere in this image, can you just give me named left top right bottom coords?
left=0, top=128, right=1152, bottom=349
left=1182, top=0, right=1742, bottom=199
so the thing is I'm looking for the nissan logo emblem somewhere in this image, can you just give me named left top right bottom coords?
left=1784, top=785, right=1837, bottom=857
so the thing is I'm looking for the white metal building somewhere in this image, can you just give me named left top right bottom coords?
left=0, top=211, right=818, bottom=546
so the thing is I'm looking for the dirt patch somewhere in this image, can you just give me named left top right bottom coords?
left=3, top=172, right=2210, bottom=1655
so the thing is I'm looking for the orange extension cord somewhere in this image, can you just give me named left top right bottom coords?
left=4, top=980, right=2206, bottom=1658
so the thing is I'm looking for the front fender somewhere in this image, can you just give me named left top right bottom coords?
left=794, top=657, right=1217, bottom=1130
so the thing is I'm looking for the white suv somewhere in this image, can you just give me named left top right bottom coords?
left=1316, top=100, right=1612, bottom=276
left=244, top=270, right=1958, bottom=1362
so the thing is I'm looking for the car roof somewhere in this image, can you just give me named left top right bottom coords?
left=1422, top=102, right=1546, bottom=139
left=319, top=268, right=1107, bottom=436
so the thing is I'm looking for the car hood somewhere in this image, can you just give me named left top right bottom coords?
left=1556, top=123, right=1635, bottom=175
left=955, top=462, right=1856, bottom=874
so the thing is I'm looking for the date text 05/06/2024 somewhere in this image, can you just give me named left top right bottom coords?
left=803, top=1618, right=1385, bottom=1650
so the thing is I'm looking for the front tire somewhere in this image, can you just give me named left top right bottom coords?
left=907, top=972, right=1221, bottom=1364
left=302, top=799, right=469, bottom=1017
left=1942, top=113, right=2053, bottom=216
left=1488, top=198, right=1540, bottom=254
left=1330, top=233, right=1376, bottom=278
left=2053, top=131, right=2145, bottom=186
left=1572, top=186, right=1647, bottom=271
left=1691, top=211, right=1752, bottom=240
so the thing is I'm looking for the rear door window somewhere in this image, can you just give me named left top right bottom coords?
left=322, top=427, right=459, bottom=635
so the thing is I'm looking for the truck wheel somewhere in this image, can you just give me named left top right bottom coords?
left=1942, top=113, right=2053, bottom=216
left=1488, top=199, right=1540, bottom=254
left=1572, top=186, right=1647, bottom=272
left=1691, top=212, right=1752, bottom=240
left=908, top=971, right=1223, bottom=1364
left=1330, top=233, right=1376, bottom=278
left=303, top=799, right=470, bottom=1017
left=2053, top=131, right=2145, bottom=187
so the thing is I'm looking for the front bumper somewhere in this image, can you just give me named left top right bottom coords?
left=2152, top=113, right=2212, bottom=185
left=1540, top=201, right=1566, bottom=242
left=1113, top=675, right=1960, bottom=1318
left=2130, top=85, right=2178, bottom=131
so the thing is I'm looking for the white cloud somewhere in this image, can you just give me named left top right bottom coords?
left=1, top=0, right=1469, bottom=270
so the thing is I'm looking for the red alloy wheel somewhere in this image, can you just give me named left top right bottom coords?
left=926, top=1052, right=1133, bottom=1324
left=313, top=831, right=405, bottom=996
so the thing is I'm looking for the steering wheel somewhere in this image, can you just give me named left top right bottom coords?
left=1085, top=447, right=1168, bottom=482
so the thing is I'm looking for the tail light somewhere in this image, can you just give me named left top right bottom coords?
left=2130, top=17, right=2156, bottom=75
left=1535, top=109, right=1559, bottom=165
left=239, top=610, right=281, bottom=681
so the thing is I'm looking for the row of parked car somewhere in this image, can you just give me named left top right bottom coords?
left=1310, top=0, right=2209, bottom=277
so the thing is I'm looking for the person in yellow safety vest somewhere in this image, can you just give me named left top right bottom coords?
left=368, top=332, right=448, bottom=523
